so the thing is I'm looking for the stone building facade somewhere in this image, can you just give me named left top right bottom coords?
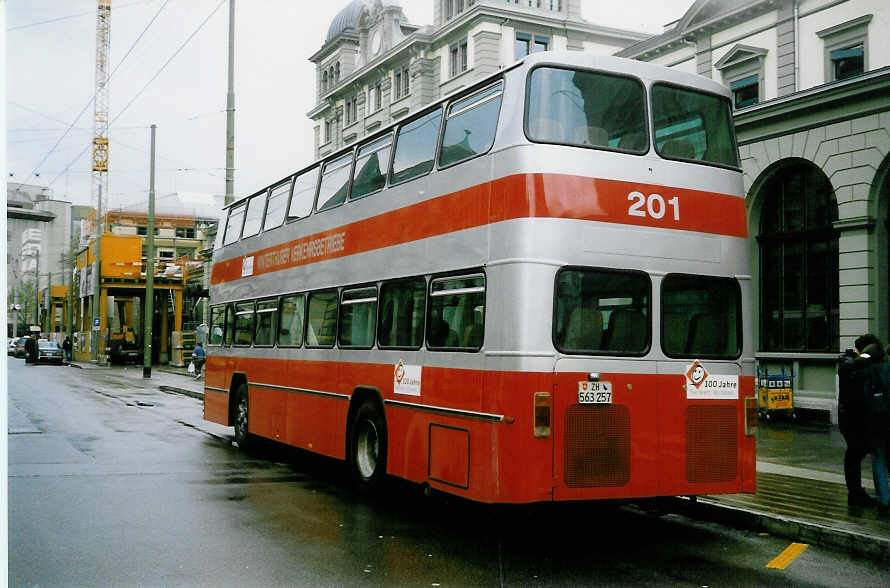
left=308, top=0, right=647, bottom=159
left=619, top=0, right=890, bottom=420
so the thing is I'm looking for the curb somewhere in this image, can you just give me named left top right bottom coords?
left=158, top=385, right=203, bottom=401
left=675, top=497, right=890, bottom=563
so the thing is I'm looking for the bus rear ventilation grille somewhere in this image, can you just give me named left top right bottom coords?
left=564, top=404, right=630, bottom=488
left=686, top=405, right=737, bottom=484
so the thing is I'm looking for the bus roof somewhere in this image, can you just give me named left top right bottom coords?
left=222, top=51, right=731, bottom=211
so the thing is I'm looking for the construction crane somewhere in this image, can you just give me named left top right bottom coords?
left=91, top=0, right=111, bottom=234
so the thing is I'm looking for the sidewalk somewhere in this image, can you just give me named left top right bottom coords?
left=63, top=362, right=890, bottom=561
left=685, top=419, right=890, bottom=563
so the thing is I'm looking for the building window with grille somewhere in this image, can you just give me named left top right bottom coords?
left=450, top=38, right=468, bottom=77
left=758, top=162, right=839, bottom=352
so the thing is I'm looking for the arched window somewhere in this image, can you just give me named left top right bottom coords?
left=758, top=161, right=839, bottom=351
left=335, top=62, right=340, bottom=82
left=322, top=71, right=328, bottom=92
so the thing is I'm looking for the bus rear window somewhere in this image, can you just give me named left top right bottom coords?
left=210, top=306, right=225, bottom=345
left=527, top=67, right=647, bottom=153
left=223, top=204, right=245, bottom=245
left=554, top=268, right=650, bottom=355
left=661, top=274, right=741, bottom=359
left=652, top=84, right=739, bottom=168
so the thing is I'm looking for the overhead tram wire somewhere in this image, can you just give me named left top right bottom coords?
left=6, top=0, right=154, bottom=31
left=21, top=0, right=172, bottom=191
left=47, top=0, right=227, bottom=191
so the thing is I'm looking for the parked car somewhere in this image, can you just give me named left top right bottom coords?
left=36, top=341, right=64, bottom=364
left=14, top=337, right=28, bottom=358
left=8, top=338, right=15, bottom=356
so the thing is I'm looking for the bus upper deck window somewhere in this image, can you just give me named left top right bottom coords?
left=289, top=166, right=319, bottom=220
left=241, top=194, right=265, bottom=239
left=223, top=203, right=246, bottom=245
left=263, top=179, right=292, bottom=231
left=526, top=67, right=647, bottom=154
left=317, top=153, right=353, bottom=212
left=439, top=82, right=503, bottom=168
left=209, top=306, right=225, bottom=345
left=351, top=134, right=393, bottom=200
left=390, top=108, right=443, bottom=185
left=652, top=84, right=740, bottom=168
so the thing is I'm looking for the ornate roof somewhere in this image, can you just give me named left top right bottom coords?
left=325, top=0, right=371, bottom=43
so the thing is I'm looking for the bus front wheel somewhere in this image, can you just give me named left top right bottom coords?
left=233, top=384, right=250, bottom=449
left=349, top=399, right=387, bottom=492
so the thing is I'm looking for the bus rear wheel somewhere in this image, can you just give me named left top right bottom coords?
left=350, top=399, right=387, bottom=492
left=233, top=384, right=250, bottom=449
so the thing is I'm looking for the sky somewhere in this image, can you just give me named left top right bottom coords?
left=5, top=0, right=694, bottom=218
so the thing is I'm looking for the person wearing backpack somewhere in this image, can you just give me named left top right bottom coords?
left=838, top=334, right=880, bottom=507
left=860, top=340, right=890, bottom=515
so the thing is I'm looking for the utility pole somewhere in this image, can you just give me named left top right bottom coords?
left=66, top=246, right=74, bottom=339
left=224, top=0, right=235, bottom=206
left=143, top=125, right=157, bottom=378
left=46, top=271, right=52, bottom=333
left=34, top=248, right=40, bottom=327
left=91, top=184, right=103, bottom=362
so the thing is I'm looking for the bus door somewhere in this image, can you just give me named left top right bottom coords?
left=550, top=268, right=658, bottom=500
left=656, top=274, right=746, bottom=496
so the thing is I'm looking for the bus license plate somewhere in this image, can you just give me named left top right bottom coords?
left=578, top=381, right=612, bottom=404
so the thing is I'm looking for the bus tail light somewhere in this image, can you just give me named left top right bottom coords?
left=744, top=396, right=758, bottom=436
left=534, top=392, right=551, bottom=438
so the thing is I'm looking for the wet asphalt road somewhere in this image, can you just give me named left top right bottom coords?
left=7, top=357, right=888, bottom=586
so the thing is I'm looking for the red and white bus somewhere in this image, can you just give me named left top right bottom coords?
left=205, top=52, right=756, bottom=503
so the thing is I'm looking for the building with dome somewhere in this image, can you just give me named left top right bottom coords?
left=308, top=0, right=648, bottom=159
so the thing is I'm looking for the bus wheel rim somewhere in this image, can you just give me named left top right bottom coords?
left=356, top=419, right=378, bottom=478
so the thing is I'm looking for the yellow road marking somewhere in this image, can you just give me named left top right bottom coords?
left=766, top=543, right=809, bottom=569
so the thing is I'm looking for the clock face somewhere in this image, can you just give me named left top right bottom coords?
left=371, top=30, right=381, bottom=55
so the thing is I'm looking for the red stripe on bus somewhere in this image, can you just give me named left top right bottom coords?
left=211, top=173, right=746, bottom=285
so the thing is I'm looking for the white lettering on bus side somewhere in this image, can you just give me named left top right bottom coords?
left=254, top=233, right=347, bottom=271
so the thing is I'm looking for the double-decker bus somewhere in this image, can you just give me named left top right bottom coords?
left=205, top=52, right=756, bottom=504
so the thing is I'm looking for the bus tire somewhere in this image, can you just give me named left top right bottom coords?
left=233, top=383, right=251, bottom=449
left=349, top=399, right=387, bottom=492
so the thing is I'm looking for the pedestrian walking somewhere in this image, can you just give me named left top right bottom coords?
left=838, top=334, right=880, bottom=507
left=62, top=335, right=72, bottom=362
left=861, top=340, right=890, bottom=515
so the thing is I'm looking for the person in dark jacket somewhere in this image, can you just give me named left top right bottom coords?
left=860, top=341, right=890, bottom=514
left=62, top=335, right=72, bottom=361
left=838, top=334, right=880, bottom=507
left=24, top=335, right=38, bottom=365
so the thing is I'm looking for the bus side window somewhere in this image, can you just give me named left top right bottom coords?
left=223, top=203, right=246, bottom=245
left=263, top=179, right=292, bottom=231
left=209, top=305, right=225, bottom=345
left=378, top=278, right=426, bottom=349
left=254, top=298, right=278, bottom=347
left=224, top=304, right=236, bottom=346
left=428, top=274, right=484, bottom=351
left=306, top=291, right=338, bottom=348
left=289, top=166, right=319, bottom=220
left=339, top=287, right=378, bottom=348
left=351, top=134, right=392, bottom=200
left=390, top=108, right=443, bottom=185
left=234, top=301, right=255, bottom=346
left=439, top=82, right=503, bottom=168
left=241, top=193, right=266, bottom=239
left=317, top=153, right=353, bottom=212
left=278, top=294, right=305, bottom=347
